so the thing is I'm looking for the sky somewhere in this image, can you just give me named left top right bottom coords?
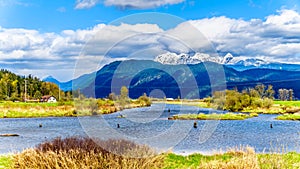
left=0, top=0, right=300, bottom=81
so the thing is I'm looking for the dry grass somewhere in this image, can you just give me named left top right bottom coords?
left=199, top=146, right=260, bottom=169
left=13, top=137, right=165, bottom=169
left=164, top=146, right=300, bottom=169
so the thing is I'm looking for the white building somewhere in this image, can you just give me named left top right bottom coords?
left=41, top=95, right=57, bottom=103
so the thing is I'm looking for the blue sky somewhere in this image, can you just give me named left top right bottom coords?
left=0, top=0, right=300, bottom=81
left=0, top=0, right=294, bottom=32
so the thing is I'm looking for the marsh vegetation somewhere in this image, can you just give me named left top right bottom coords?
left=2, top=137, right=299, bottom=169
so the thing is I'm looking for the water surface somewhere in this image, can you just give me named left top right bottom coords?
left=0, top=103, right=299, bottom=155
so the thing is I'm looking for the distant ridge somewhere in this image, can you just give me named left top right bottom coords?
left=44, top=60, right=300, bottom=99
left=43, top=76, right=61, bottom=84
left=154, top=52, right=300, bottom=72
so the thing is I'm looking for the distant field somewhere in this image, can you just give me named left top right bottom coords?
left=0, top=99, right=149, bottom=118
left=0, top=101, right=74, bottom=107
left=0, top=101, right=75, bottom=118
left=274, top=101, right=300, bottom=107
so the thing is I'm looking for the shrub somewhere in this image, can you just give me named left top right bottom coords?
left=13, top=137, right=165, bottom=169
left=137, top=93, right=151, bottom=106
left=262, top=98, right=273, bottom=109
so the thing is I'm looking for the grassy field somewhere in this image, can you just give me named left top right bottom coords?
left=2, top=137, right=300, bottom=169
left=276, top=114, right=300, bottom=120
left=164, top=147, right=300, bottom=169
left=169, top=112, right=258, bottom=120
left=0, top=101, right=76, bottom=118
left=274, top=100, right=300, bottom=107
left=0, top=155, right=12, bottom=168
left=0, top=99, right=149, bottom=118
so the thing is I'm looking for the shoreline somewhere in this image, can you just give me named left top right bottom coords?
left=156, top=100, right=300, bottom=120
left=0, top=100, right=150, bottom=119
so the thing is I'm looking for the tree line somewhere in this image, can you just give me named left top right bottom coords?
left=0, top=69, right=72, bottom=101
left=208, top=84, right=275, bottom=112
left=208, top=84, right=297, bottom=112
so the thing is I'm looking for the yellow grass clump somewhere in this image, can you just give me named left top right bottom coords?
left=13, top=137, right=165, bottom=169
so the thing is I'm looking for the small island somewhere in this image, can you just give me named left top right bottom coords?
left=169, top=112, right=258, bottom=120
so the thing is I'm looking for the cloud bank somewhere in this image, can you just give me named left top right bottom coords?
left=1, top=9, right=300, bottom=80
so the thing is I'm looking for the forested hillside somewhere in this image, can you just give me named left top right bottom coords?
left=0, top=69, right=70, bottom=101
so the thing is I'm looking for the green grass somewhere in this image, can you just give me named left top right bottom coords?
left=164, top=150, right=300, bottom=169
left=0, top=155, right=12, bottom=168
left=0, top=101, right=76, bottom=118
left=274, top=100, right=300, bottom=107
left=258, top=152, right=300, bottom=168
left=276, top=114, right=300, bottom=120
left=169, top=113, right=258, bottom=120
left=163, top=153, right=233, bottom=169
left=0, top=101, right=74, bottom=107
left=0, top=99, right=150, bottom=118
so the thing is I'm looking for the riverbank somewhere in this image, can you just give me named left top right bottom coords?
left=276, top=113, right=300, bottom=120
left=0, top=99, right=150, bottom=118
left=3, top=151, right=300, bottom=169
left=159, top=100, right=300, bottom=120
left=2, top=137, right=299, bottom=169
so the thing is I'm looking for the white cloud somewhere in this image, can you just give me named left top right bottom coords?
left=2, top=9, right=300, bottom=81
left=0, top=23, right=164, bottom=80
left=75, top=0, right=185, bottom=9
left=187, top=9, right=300, bottom=62
left=75, top=0, right=99, bottom=9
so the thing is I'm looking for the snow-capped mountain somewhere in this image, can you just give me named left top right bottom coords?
left=154, top=52, right=269, bottom=67
left=230, top=58, right=268, bottom=67
left=154, top=52, right=224, bottom=65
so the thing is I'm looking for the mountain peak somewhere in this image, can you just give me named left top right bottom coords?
left=222, top=53, right=234, bottom=64
left=43, top=75, right=57, bottom=82
left=154, top=52, right=271, bottom=67
left=154, top=52, right=223, bottom=65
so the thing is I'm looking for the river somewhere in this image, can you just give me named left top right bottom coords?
left=0, top=103, right=299, bottom=155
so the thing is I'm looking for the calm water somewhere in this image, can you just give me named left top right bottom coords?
left=0, top=103, right=299, bottom=154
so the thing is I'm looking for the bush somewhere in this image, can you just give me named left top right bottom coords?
left=13, top=137, right=165, bottom=169
left=252, top=98, right=263, bottom=109
left=137, top=93, right=151, bottom=106
left=262, top=98, right=273, bottom=109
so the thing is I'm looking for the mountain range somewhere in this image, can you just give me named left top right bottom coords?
left=154, top=52, right=269, bottom=66
left=44, top=56, right=300, bottom=99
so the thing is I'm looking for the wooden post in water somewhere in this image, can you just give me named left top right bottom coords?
left=194, top=121, right=197, bottom=128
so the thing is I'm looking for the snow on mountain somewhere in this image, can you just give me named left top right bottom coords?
left=222, top=53, right=234, bottom=64
left=230, top=58, right=269, bottom=66
left=154, top=52, right=223, bottom=65
left=154, top=52, right=269, bottom=66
